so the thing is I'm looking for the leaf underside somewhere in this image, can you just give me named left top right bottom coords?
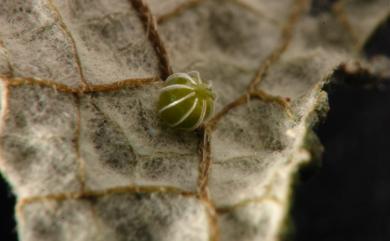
left=0, top=0, right=389, bottom=241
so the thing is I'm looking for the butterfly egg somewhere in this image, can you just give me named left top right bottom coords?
left=157, top=71, right=215, bottom=130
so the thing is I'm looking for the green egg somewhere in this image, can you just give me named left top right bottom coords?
left=157, top=72, right=215, bottom=130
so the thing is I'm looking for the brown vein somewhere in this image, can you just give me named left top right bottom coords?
left=207, top=91, right=291, bottom=130
left=83, top=77, right=159, bottom=92
left=202, top=198, right=220, bottom=241
left=3, top=77, right=76, bottom=92
left=2, top=76, right=159, bottom=93
left=332, top=0, right=360, bottom=50
left=248, top=0, right=308, bottom=91
left=17, top=184, right=196, bottom=209
left=196, top=127, right=220, bottom=241
left=16, top=184, right=196, bottom=227
left=217, top=195, right=281, bottom=214
left=130, top=0, right=173, bottom=80
left=157, top=0, right=206, bottom=24
left=46, top=0, right=89, bottom=89
left=197, top=128, right=212, bottom=197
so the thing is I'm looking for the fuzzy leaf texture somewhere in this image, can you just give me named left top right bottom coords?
left=0, top=0, right=389, bottom=241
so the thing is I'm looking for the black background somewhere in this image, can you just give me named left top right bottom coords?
left=1, top=4, right=389, bottom=241
left=290, top=73, right=390, bottom=241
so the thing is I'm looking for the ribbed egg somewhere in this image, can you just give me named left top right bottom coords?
left=157, top=71, right=215, bottom=130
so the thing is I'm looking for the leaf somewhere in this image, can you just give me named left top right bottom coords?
left=0, top=0, right=389, bottom=241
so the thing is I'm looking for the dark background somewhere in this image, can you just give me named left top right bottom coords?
left=290, top=73, right=390, bottom=241
left=1, top=4, right=389, bottom=241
